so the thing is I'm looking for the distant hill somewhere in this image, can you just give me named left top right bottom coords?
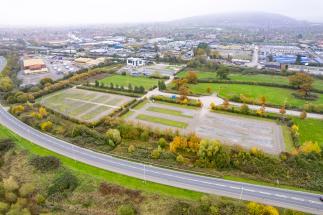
left=169, top=12, right=309, bottom=28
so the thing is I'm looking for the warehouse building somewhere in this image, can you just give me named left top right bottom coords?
left=23, top=58, right=48, bottom=74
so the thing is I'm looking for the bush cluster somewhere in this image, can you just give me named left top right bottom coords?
left=30, top=155, right=61, bottom=172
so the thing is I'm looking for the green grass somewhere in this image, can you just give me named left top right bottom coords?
left=282, top=126, right=295, bottom=152
left=188, top=83, right=323, bottom=108
left=177, top=70, right=323, bottom=91
left=99, top=75, right=160, bottom=90
left=80, top=106, right=111, bottom=121
left=155, top=101, right=199, bottom=110
left=0, top=125, right=202, bottom=201
left=136, top=114, right=188, bottom=128
left=133, top=100, right=149, bottom=110
left=147, top=107, right=193, bottom=118
left=292, top=117, right=323, bottom=147
left=121, top=110, right=134, bottom=119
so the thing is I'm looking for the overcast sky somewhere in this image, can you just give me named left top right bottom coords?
left=1, top=0, right=323, bottom=26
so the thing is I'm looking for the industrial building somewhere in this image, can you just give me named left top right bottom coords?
left=127, top=58, right=145, bottom=67
left=23, top=58, right=48, bottom=74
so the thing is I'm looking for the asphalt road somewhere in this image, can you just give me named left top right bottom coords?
left=0, top=106, right=322, bottom=214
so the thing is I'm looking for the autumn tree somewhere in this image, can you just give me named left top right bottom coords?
left=222, top=99, right=230, bottom=109
left=0, top=76, right=13, bottom=92
left=38, top=107, right=48, bottom=118
left=280, top=105, right=286, bottom=115
left=172, top=78, right=188, bottom=90
left=187, top=133, right=201, bottom=152
left=259, top=96, right=266, bottom=106
left=170, top=136, right=187, bottom=153
left=186, top=71, right=198, bottom=84
left=289, top=73, right=313, bottom=97
left=179, top=85, right=189, bottom=100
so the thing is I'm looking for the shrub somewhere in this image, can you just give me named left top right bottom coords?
left=0, top=139, right=14, bottom=152
left=158, top=138, right=168, bottom=148
left=10, top=105, right=25, bottom=115
left=151, top=146, right=162, bottom=159
left=0, top=201, right=9, bottom=213
left=3, top=176, right=19, bottom=192
left=48, top=171, right=78, bottom=196
left=117, top=204, right=136, bottom=215
left=300, top=111, right=307, bottom=119
left=140, top=131, right=149, bottom=141
left=35, top=194, right=46, bottom=205
left=30, top=156, right=60, bottom=172
left=19, top=183, right=35, bottom=198
left=239, top=104, right=249, bottom=114
left=5, top=192, right=17, bottom=203
left=106, top=129, right=122, bottom=145
left=40, top=121, right=53, bottom=131
left=128, top=145, right=136, bottom=153
left=176, top=155, right=185, bottom=164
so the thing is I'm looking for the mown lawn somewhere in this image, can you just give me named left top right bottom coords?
left=188, top=83, right=323, bottom=108
left=99, top=75, right=160, bottom=90
left=147, top=107, right=193, bottom=118
left=0, top=125, right=202, bottom=201
left=136, top=114, right=188, bottom=128
left=177, top=70, right=323, bottom=91
left=292, top=118, right=323, bottom=147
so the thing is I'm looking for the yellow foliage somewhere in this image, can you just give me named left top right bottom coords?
left=298, top=141, right=321, bottom=155
left=40, top=121, right=53, bottom=131
left=169, top=136, right=187, bottom=153
left=210, top=102, right=216, bottom=110
left=11, top=105, right=25, bottom=115
left=247, top=202, right=279, bottom=215
left=39, top=107, right=48, bottom=118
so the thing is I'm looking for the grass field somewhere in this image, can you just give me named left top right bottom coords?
left=292, top=118, right=323, bottom=147
left=39, top=88, right=132, bottom=122
left=147, top=106, right=193, bottom=118
left=187, top=83, right=323, bottom=108
left=136, top=114, right=188, bottom=128
left=177, top=70, right=323, bottom=91
left=0, top=125, right=202, bottom=201
left=99, top=75, right=160, bottom=90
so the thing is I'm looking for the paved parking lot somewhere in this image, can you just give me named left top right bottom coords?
left=18, top=56, right=80, bottom=86
left=126, top=101, right=284, bottom=154
left=39, top=88, right=133, bottom=122
left=118, top=63, right=184, bottom=77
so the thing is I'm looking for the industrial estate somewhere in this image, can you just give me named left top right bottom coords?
left=0, top=7, right=322, bottom=215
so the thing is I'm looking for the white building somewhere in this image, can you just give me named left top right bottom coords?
left=127, top=58, right=145, bottom=67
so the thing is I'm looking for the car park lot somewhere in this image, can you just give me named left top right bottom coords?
left=18, top=56, right=80, bottom=86
left=126, top=101, right=285, bottom=154
left=38, top=88, right=133, bottom=122
left=118, top=63, right=185, bottom=77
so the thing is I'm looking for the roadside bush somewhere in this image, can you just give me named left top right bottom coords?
left=151, top=148, right=161, bottom=159
left=30, top=155, right=60, bottom=172
left=0, top=201, right=9, bottom=213
left=47, top=171, right=78, bottom=196
left=39, top=121, right=53, bottom=131
left=19, top=183, right=35, bottom=198
left=0, top=139, right=14, bottom=152
left=128, top=145, right=136, bottom=153
left=10, top=105, right=25, bottom=115
left=117, top=204, right=136, bottom=215
left=106, top=129, right=122, bottom=145
left=140, top=131, right=149, bottom=141
left=3, top=176, right=19, bottom=192
left=5, top=192, right=17, bottom=203
left=176, top=154, right=185, bottom=164
left=158, top=138, right=168, bottom=148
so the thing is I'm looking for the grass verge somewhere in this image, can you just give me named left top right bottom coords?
left=0, top=124, right=202, bottom=201
left=136, top=114, right=188, bottom=128
left=147, top=107, right=193, bottom=118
